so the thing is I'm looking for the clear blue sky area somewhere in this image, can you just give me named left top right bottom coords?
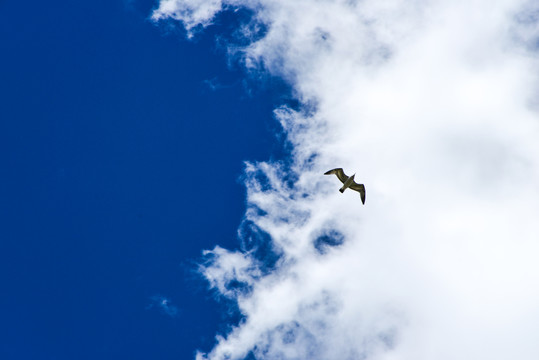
left=0, top=1, right=289, bottom=359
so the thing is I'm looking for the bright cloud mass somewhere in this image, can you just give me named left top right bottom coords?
left=153, top=1, right=539, bottom=359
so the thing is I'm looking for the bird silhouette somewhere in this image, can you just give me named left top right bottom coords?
left=324, top=168, right=365, bottom=204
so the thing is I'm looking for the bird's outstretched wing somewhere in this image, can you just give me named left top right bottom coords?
left=350, top=182, right=366, bottom=204
left=324, top=168, right=348, bottom=183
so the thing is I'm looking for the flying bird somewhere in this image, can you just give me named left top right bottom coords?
left=324, top=168, right=366, bottom=204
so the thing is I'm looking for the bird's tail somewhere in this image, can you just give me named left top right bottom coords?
left=339, top=188, right=344, bottom=193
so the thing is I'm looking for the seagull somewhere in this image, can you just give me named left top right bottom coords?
left=324, top=168, right=366, bottom=204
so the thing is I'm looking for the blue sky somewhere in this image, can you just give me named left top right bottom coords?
left=0, top=1, right=288, bottom=359
left=3, top=1, right=539, bottom=360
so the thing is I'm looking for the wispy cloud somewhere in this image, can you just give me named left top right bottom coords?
left=154, top=1, right=539, bottom=359
left=148, top=295, right=179, bottom=318
left=202, top=77, right=240, bottom=91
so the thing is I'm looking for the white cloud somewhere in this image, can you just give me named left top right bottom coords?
left=151, top=0, right=225, bottom=37
left=153, top=1, right=539, bottom=359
